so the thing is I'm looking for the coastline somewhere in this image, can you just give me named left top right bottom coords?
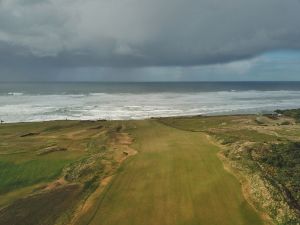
left=2, top=81, right=300, bottom=123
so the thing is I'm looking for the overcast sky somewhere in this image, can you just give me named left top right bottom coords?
left=1, top=0, right=300, bottom=81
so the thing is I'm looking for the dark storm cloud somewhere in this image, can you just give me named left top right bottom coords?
left=1, top=0, right=300, bottom=79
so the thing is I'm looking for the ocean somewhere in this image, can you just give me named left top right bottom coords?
left=1, top=82, right=300, bottom=123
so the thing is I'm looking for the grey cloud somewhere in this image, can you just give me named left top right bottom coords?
left=0, top=0, right=300, bottom=72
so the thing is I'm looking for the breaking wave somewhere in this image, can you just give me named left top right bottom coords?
left=1, top=90, right=300, bottom=122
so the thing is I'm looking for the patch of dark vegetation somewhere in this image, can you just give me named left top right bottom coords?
left=79, top=120, right=96, bottom=123
left=0, top=184, right=82, bottom=225
left=259, top=142, right=300, bottom=212
left=264, top=114, right=280, bottom=120
left=224, top=140, right=300, bottom=223
left=115, top=125, right=123, bottom=132
left=20, top=132, right=40, bottom=137
left=276, top=109, right=300, bottom=122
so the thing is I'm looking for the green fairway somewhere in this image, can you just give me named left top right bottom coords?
left=87, top=120, right=264, bottom=225
left=0, top=159, right=72, bottom=194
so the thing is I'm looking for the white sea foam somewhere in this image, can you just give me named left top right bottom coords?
left=1, top=90, right=300, bottom=122
left=7, top=92, right=24, bottom=96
